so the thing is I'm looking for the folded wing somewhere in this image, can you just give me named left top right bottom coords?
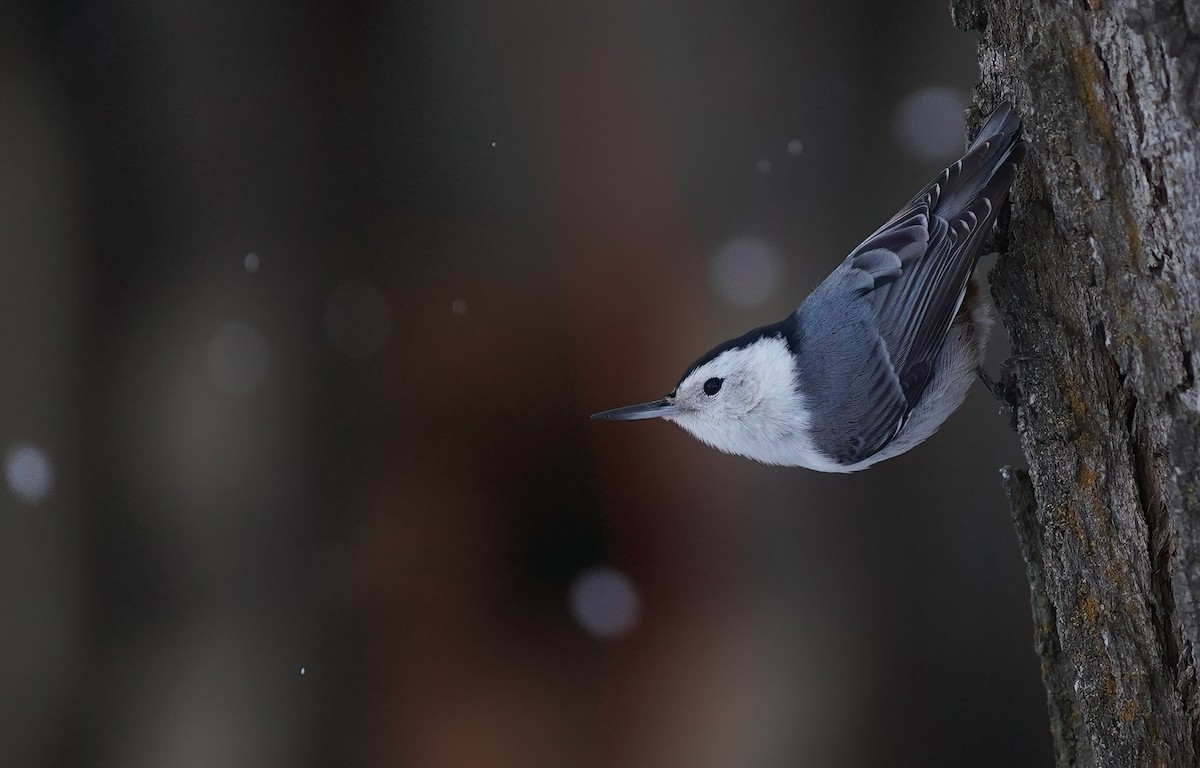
left=828, top=102, right=1026, bottom=463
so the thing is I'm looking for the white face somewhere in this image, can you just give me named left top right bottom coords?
left=663, top=336, right=823, bottom=466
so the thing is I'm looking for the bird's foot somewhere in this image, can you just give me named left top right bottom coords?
left=976, top=355, right=1037, bottom=432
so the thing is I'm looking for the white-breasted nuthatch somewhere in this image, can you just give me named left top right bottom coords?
left=592, top=102, right=1026, bottom=472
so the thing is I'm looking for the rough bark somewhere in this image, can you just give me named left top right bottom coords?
left=949, top=0, right=1200, bottom=765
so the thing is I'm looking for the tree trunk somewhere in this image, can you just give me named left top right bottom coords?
left=948, top=0, right=1200, bottom=765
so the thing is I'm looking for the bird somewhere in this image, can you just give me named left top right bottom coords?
left=591, top=102, right=1026, bottom=472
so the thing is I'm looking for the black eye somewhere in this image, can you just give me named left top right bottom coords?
left=703, top=377, right=723, bottom=396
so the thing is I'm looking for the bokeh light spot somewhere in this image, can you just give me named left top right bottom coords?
left=4, top=442, right=54, bottom=504
left=208, top=321, right=271, bottom=397
left=243, top=252, right=260, bottom=273
left=787, top=138, right=804, bottom=156
left=569, top=566, right=641, bottom=639
left=451, top=299, right=467, bottom=316
left=323, top=280, right=392, bottom=359
left=892, top=86, right=970, bottom=161
left=709, top=236, right=786, bottom=308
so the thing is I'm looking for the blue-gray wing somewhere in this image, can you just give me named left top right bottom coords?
left=802, top=102, right=1025, bottom=465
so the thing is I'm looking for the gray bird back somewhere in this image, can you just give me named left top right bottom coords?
left=793, top=102, right=1026, bottom=465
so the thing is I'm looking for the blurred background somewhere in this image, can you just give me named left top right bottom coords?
left=0, top=0, right=1051, bottom=766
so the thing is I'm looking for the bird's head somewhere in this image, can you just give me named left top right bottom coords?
left=592, top=331, right=810, bottom=464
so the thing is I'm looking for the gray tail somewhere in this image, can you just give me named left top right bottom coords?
left=935, top=101, right=1026, bottom=219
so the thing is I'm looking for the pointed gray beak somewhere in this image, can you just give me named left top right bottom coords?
left=591, top=396, right=678, bottom=421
